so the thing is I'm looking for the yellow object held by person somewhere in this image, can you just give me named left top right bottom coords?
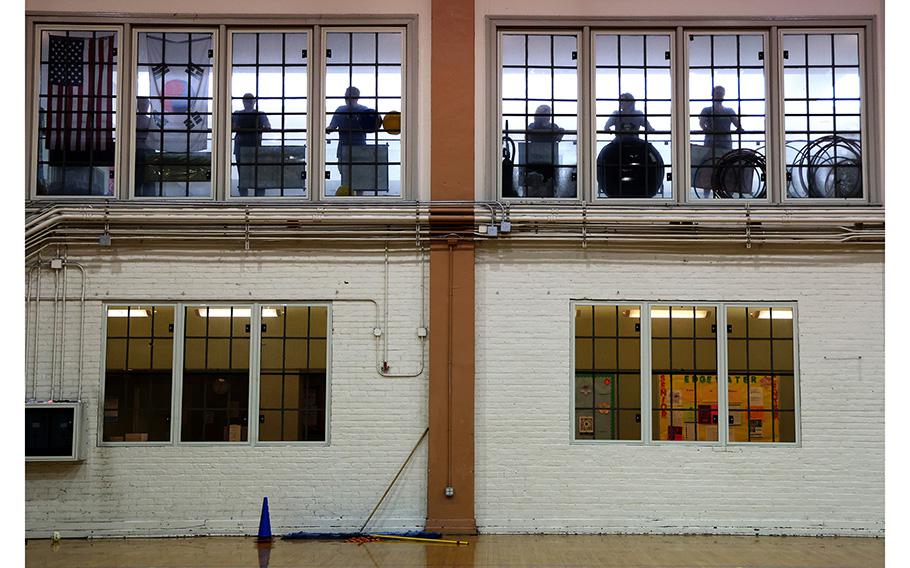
left=382, top=111, right=401, bottom=135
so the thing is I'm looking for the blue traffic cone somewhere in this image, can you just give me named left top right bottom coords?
left=257, top=497, right=273, bottom=541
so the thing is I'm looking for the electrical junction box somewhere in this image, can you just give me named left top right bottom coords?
left=25, top=402, right=84, bottom=462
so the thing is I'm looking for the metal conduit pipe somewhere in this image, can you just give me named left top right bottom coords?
left=32, top=263, right=42, bottom=400
left=67, top=261, right=87, bottom=401
left=60, top=252, right=67, bottom=400
left=24, top=265, right=39, bottom=400
left=50, top=249, right=60, bottom=401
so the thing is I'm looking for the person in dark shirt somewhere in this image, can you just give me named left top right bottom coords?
left=605, top=93, right=655, bottom=139
left=326, top=86, right=382, bottom=193
left=699, top=85, right=742, bottom=152
left=232, top=93, right=271, bottom=197
left=524, top=104, right=565, bottom=195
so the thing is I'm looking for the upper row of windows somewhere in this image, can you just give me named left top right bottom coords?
left=28, top=24, right=873, bottom=204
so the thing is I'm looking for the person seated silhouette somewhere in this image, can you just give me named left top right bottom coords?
left=524, top=104, right=565, bottom=196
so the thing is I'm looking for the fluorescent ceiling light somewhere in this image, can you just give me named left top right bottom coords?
left=624, top=308, right=709, bottom=319
left=196, top=308, right=279, bottom=318
left=752, top=309, right=793, bottom=320
left=107, top=308, right=149, bottom=318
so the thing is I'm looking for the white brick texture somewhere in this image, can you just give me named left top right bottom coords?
left=474, top=246, right=884, bottom=537
left=25, top=247, right=429, bottom=538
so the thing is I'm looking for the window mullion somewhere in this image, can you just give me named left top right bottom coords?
left=675, top=27, right=687, bottom=205
left=579, top=27, right=592, bottom=202
left=172, top=304, right=186, bottom=445
left=249, top=303, right=262, bottom=445
left=641, top=302, right=652, bottom=444
left=313, top=26, right=324, bottom=201
left=717, top=304, right=729, bottom=446
left=767, top=28, right=783, bottom=204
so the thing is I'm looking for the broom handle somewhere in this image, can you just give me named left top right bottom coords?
left=359, top=427, right=429, bottom=533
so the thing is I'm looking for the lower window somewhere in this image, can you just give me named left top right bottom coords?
left=573, top=302, right=798, bottom=444
left=101, top=302, right=330, bottom=444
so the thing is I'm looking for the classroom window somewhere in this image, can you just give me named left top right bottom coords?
left=572, top=302, right=798, bottom=444
left=36, top=28, right=119, bottom=197
left=258, top=305, right=329, bottom=442
left=181, top=305, right=251, bottom=442
left=726, top=306, right=796, bottom=443
left=103, top=305, right=174, bottom=442
left=574, top=305, right=642, bottom=440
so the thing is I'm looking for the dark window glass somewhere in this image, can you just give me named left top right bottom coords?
left=181, top=306, right=250, bottom=442
left=103, top=306, right=173, bottom=442
left=259, top=305, right=328, bottom=442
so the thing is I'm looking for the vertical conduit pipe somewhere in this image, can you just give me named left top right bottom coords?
left=33, top=266, right=42, bottom=400
left=50, top=257, right=59, bottom=400
left=60, top=253, right=68, bottom=400
left=445, top=238, right=456, bottom=492
left=24, top=266, right=37, bottom=400
left=384, top=241, right=390, bottom=368
left=71, top=262, right=86, bottom=401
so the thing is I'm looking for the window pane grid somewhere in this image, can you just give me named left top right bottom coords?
left=135, top=32, right=214, bottom=198
left=688, top=34, right=767, bottom=200
left=594, top=34, right=671, bottom=199
left=575, top=305, right=641, bottom=441
left=783, top=32, right=862, bottom=199
left=651, top=306, right=718, bottom=442
left=501, top=33, right=578, bottom=199
left=231, top=32, right=309, bottom=198
left=325, top=31, right=403, bottom=197
left=103, top=306, right=173, bottom=442
left=37, top=29, right=118, bottom=197
left=181, top=306, right=250, bottom=442
left=259, top=305, right=328, bottom=442
left=726, top=306, right=796, bottom=443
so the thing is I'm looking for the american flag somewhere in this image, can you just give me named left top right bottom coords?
left=46, top=34, right=115, bottom=152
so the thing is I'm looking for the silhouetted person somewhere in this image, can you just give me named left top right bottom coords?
left=326, top=86, right=382, bottom=193
left=232, top=93, right=271, bottom=197
left=605, top=93, right=655, bottom=139
left=699, top=86, right=742, bottom=152
left=525, top=104, right=565, bottom=195
left=134, top=97, right=158, bottom=196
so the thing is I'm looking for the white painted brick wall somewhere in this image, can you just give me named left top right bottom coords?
left=475, top=246, right=884, bottom=537
left=25, top=246, right=429, bottom=538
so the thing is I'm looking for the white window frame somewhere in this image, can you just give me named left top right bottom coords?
left=569, top=300, right=800, bottom=447
left=318, top=25, right=409, bottom=201
left=98, top=301, right=332, bottom=447
left=29, top=24, right=125, bottom=201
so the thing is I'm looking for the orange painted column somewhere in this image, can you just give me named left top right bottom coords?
left=426, top=0, right=476, bottom=533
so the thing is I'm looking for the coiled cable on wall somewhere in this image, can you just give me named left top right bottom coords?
left=789, top=135, right=862, bottom=199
